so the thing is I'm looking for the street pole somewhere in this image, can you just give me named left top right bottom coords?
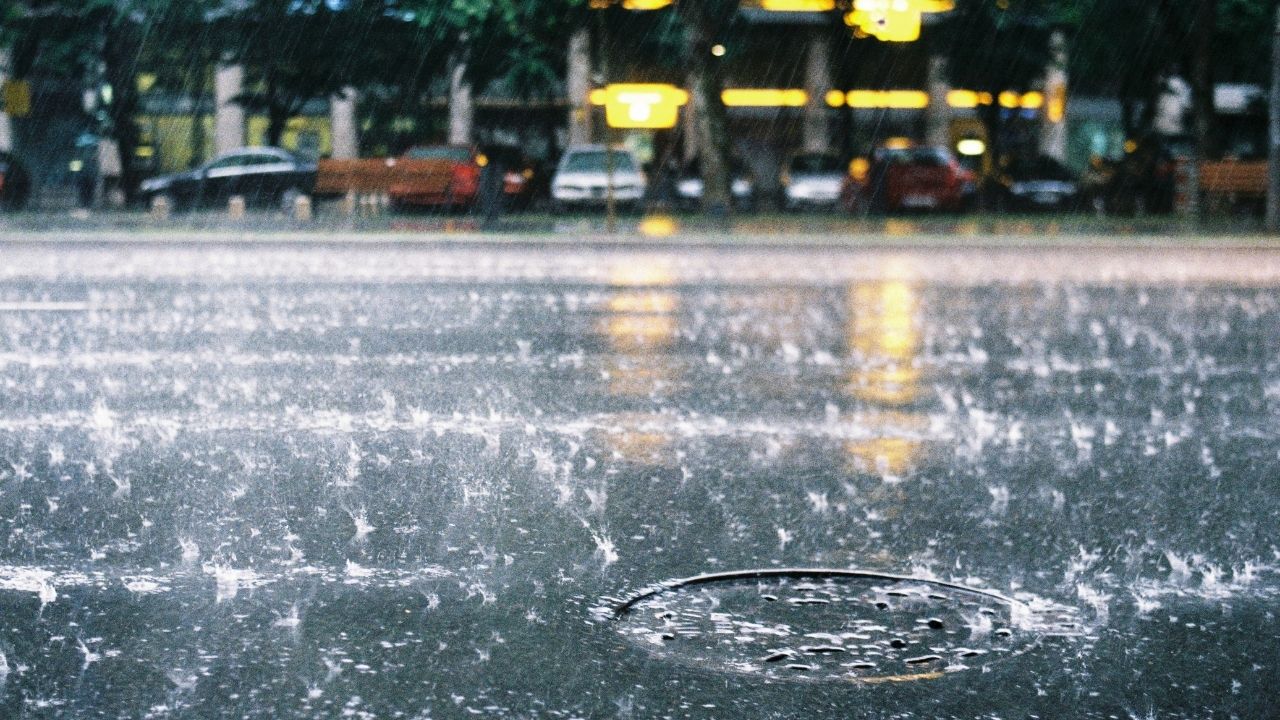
left=1268, top=4, right=1280, bottom=233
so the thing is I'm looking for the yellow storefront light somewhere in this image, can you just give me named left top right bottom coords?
left=759, top=0, right=836, bottom=10
left=844, top=90, right=929, bottom=109
left=847, top=2, right=923, bottom=43
left=946, top=90, right=981, bottom=108
left=1019, top=91, right=1044, bottom=110
left=721, top=88, right=808, bottom=107
left=825, top=90, right=846, bottom=107
left=621, top=0, right=672, bottom=9
left=997, top=91, right=1021, bottom=109
left=591, top=83, right=688, bottom=129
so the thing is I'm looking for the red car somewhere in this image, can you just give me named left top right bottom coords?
left=844, top=146, right=977, bottom=213
left=388, top=145, right=539, bottom=211
left=389, top=145, right=485, bottom=209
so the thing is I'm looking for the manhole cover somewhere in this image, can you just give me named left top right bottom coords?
left=606, top=569, right=1080, bottom=684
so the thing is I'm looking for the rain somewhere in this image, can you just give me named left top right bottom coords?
left=1, top=0, right=1279, bottom=718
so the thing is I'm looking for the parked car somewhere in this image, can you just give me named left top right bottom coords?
left=987, top=155, right=1082, bottom=212
left=483, top=145, right=543, bottom=211
left=550, top=146, right=647, bottom=212
left=848, top=145, right=976, bottom=213
left=390, top=145, right=485, bottom=210
left=675, top=156, right=757, bottom=211
left=780, top=153, right=846, bottom=210
left=139, top=147, right=316, bottom=210
left=0, top=152, right=31, bottom=211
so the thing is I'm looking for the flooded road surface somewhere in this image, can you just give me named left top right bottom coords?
left=0, top=241, right=1277, bottom=718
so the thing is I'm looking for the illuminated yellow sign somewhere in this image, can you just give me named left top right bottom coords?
left=591, top=84, right=688, bottom=129
left=845, top=0, right=955, bottom=42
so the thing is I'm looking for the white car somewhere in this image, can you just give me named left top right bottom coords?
left=551, top=146, right=647, bottom=212
left=781, top=153, right=846, bottom=210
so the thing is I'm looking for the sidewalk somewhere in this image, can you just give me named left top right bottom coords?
left=0, top=207, right=1274, bottom=249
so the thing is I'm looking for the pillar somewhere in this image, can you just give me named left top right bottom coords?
left=567, top=28, right=592, bottom=146
left=802, top=32, right=832, bottom=154
left=0, top=49, right=13, bottom=152
left=448, top=58, right=474, bottom=146
left=1040, top=30, right=1069, bottom=161
left=330, top=87, right=358, bottom=159
left=924, top=56, right=951, bottom=148
left=213, top=64, right=245, bottom=155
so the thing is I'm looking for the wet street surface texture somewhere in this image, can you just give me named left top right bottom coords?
left=0, top=242, right=1278, bottom=718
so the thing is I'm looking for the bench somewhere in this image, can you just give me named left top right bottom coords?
left=315, top=158, right=454, bottom=197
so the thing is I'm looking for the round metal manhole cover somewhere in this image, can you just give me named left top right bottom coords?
left=605, top=569, right=1082, bottom=684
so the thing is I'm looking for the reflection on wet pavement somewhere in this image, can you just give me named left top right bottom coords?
left=0, top=243, right=1277, bottom=718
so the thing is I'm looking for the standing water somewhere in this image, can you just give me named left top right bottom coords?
left=0, top=242, right=1276, bottom=717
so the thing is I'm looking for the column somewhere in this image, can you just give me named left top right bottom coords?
left=214, top=64, right=245, bottom=155
left=330, top=87, right=358, bottom=159
left=802, top=32, right=832, bottom=154
left=567, top=27, right=592, bottom=146
left=924, top=56, right=951, bottom=148
left=448, top=57, right=474, bottom=146
left=1040, top=30, right=1069, bottom=161
left=0, top=49, right=13, bottom=152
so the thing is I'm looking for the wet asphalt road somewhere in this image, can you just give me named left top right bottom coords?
left=0, top=240, right=1278, bottom=718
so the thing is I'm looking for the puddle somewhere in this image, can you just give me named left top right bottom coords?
left=607, top=569, right=1082, bottom=684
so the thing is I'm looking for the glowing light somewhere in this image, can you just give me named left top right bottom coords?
left=946, top=90, right=981, bottom=108
left=825, top=90, right=846, bottom=107
left=591, top=84, right=689, bottom=129
left=849, top=157, right=871, bottom=182
left=759, top=0, right=835, bottom=10
left=475, top=153, right=489, bottom=167
left=711, top=44, right=726, bottom=57
left=956, top=139, right=986, bottom=157
left=1047, top=84, right=1067, bottom=123
left=883, top=137, right=914, bottom=150
left=843, top=90, right=929, bottom=109
left=1019, top=91, right=1044, bottom=110
left=998, top=91, right=1021, bottom=109
left=721, top=88, right=808, bottom=107
left=621, top=0, right=672, bottom=8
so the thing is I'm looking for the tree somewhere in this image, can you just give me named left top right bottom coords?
left=673, top=0, right=738, bottom=216
left=936, top=0, right=1054, bottom=166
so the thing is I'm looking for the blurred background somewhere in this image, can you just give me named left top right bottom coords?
left=0, top=0, right=1273, bottom=222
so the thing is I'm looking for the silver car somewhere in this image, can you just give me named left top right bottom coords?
left=551, top=146, right=647, bottom=212
left=781, top=153, right=846, bottom=210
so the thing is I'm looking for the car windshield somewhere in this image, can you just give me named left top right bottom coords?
left=405, top=146, right=473, bottom=162
left=1008, top=157, right=1076, bottom=181
left=789, top=154, right=843, bottom=174
left=562, top=151, right=637, bottom=173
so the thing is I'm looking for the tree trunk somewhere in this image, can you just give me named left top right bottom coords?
left=677, top=5, right=731, bottom=217
left=1187, top=0, right=1217, bottom=220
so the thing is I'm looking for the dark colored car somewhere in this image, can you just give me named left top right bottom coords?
left=484, top=145, right=542, bottom=211
left=987, top=155, right=1082, bottom=212
left=849, top=146, right=977, bottom=213
left=675, top=156, right=757, bottom=211
left=138, top=147, right=317, bottom=210
left=0, top=151, right=32, bottom=211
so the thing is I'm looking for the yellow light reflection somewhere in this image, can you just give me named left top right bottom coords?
left=844, top=280, right=927, bottom=479
left=638, top=215, right=680, bottom=238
